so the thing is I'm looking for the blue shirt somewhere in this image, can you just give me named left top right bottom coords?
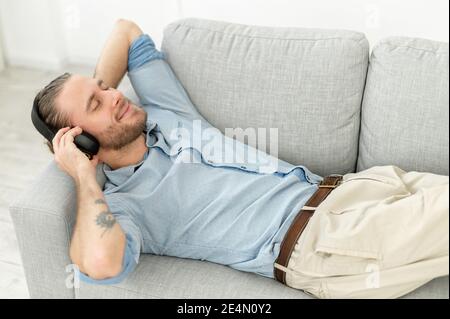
left=78, top=34, right=323, bottom=285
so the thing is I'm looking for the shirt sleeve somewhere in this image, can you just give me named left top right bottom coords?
left=76, top=200, right=142, bottom=285
left=127, top=34, right=166, bottom=72
left=127, top=34, right=205, bottom=121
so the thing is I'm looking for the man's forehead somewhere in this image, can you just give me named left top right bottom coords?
left=68, top=74, right=94, bottom=88
left=60, top=75, right=84, bottom=95
left=57, top=75, right=93, bottom=112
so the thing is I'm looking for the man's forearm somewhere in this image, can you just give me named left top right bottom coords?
left=70, top=173, right=126, bottom=280
left=94, top=19, right=143, bottom=88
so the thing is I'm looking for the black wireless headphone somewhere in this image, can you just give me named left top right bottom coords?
left=31, top=95, right=100, bottom=159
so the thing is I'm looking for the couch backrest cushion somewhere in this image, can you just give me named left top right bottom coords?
left=357, top=37, right=449, bottom=175
left=161, top=18, right=369, bottom=177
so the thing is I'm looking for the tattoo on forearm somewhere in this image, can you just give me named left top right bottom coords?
left=93, top=199, right=116, bottom=237
left=95, top=211, right=116, bottom=237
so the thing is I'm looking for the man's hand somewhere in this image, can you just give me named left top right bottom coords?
left=52, top=126, right=99, bottom=183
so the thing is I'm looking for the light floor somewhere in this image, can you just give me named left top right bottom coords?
left=0, top=65, right=92, bottom=298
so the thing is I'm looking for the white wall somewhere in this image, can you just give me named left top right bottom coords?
left=60, top=0, right=181, bottom=65
left=0, top=32, right=4, bottom=71
left=0, top=0, right=66, bottom=69
left=0, top=0, right=448, bottom=70
left=181, top=0, right=449, bottom=46
left=0, top=14, right=4, bottom=71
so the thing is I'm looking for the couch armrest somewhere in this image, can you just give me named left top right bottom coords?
left=8, top=162, right=106, bottom=298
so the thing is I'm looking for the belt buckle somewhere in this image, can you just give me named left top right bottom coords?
left=319, top=174, right=343, bottom=188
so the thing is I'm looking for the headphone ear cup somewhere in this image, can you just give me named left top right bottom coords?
left=74, top=132, right=100, bottom=158
left=32, top=96, right=100, bottom=158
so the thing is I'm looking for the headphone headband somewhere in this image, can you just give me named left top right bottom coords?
left=31, top=95, right=57, bottom=142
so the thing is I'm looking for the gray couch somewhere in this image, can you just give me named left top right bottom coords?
left=9, top=18, right=449, bottom=298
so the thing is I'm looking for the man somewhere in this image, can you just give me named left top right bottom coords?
left=33, top=19, right=449, bottom=298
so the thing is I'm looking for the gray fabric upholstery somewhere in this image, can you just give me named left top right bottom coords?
left=357, top=37, right=449, bottom=175
left=77, top=255, right=312, bottom=299
left=9, top=18, right=449, bottom=299
left=77, top=255, right=448, bottom=299
left=9, top=162, right=106, bottom=298
left=161, top=18, right=369, bottom=177
left=9, top=162, right=77, bottom=299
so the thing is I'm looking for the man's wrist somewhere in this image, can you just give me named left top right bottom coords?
left=74, top=169, right=97, bottom=187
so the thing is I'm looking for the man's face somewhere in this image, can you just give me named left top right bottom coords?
left=56, top=74, right=147, bottom=151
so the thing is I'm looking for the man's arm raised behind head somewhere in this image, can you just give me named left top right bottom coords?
left=93, top=19, right=143, bottom=89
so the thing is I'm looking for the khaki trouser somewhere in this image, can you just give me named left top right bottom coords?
left=282, top=165, right=449, bottom=298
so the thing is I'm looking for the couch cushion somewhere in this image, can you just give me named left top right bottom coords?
left=161, top=18, right=369, bottom=177
left=76, top=255, right=448, bottom=299
left=357, top=37, right=449, bottom=175
left=77, top=255, right=312, bottom=299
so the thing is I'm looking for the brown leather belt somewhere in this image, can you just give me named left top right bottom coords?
left=274, top=175, right=343, bottom=284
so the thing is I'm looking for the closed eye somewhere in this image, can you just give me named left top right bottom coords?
left=92, top=100, right=101, bottom=111
left=92, top=82, right=109, bottom=111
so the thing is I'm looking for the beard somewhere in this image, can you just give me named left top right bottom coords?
left=97, top=106, right=147, bottom=150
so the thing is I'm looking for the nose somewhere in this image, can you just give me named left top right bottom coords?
left=111, top=90, right=125, bottom=110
